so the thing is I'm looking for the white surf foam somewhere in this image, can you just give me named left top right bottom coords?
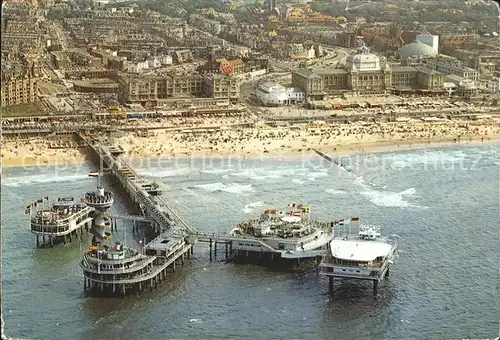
left=292, top=179, right=305, bottom=185
left=243, top=201, right=263, bottom=214
left=2, top=173, right=89, bottom=187
left=386, top=150, right=466, bottom=167
left=138, top=168, right=192, bottom=178
left=307, top=171, right=328, bottom=180
left=361, top=187, right=420, bottom=208
left=229, top=167, right=300, bottom=180
left=390, top=160, right=411, bottom=170
left=325, top=188, right=346, bottom=195
left=193, top=182, right=254, bottom=194
left=199, top=168, right=233, bottom=175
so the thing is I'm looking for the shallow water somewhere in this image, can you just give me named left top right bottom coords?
left=2, top=144, right=499, bottom=339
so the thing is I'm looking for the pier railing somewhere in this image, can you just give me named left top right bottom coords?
left=79, top=133, right=196, bottom=245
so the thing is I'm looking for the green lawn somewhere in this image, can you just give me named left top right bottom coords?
left=1, top=101, right=45, bottom=117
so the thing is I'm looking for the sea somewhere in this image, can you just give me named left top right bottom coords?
left=2, top=143, right=499, bottom=339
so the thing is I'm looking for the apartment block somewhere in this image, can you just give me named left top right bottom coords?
left=1, top=76, right=38, bottom=107
left=423, top=58, right=480, bottom=81
left=118, top=73, right=239, bottom=105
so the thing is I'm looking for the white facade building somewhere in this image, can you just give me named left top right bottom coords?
left=123, top=55, right=172, bottom=74
left=416, top=34, right=439, bottom=55
left=423, top=58, right=480, bottom=81
left=256, top=81, right=305, bottom=106
left=479, top=76, right=500, bottom=92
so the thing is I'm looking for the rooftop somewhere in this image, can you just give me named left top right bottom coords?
left=329, top=238, right=393, bottom=262
left=397, top=41, right=437, bottom=58
left=293, top=69, right=320, bottom=79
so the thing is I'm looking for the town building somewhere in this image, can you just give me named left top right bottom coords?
left=416, top=34, right=439, bottom=55
left=292, top=44, right=444, bottom=99
left=117, top=73, right=239, bottom=106
left=396, top=40, right=438, bottom=59
left=1, top=59, right=40, bottom=107
left=255, top=81, right=305, bottom=106
left=1, top=75, right=39, bottom=107
left=422, top=58, right=480, bottom=81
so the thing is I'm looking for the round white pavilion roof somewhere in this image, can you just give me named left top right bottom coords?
left=281, top=215, right=301, bottom=223
left=346, top=45, right=381, bottom=72
left=397, top=41, right=437, bottom=58
left=329, top=239, right=392, bottom=262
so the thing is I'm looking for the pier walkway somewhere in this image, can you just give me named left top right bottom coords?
left=79, top=133, right=194, bottom=234
left=79, top=133, right=203, bottom=295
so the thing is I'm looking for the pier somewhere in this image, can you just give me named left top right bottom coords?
left=29, top=197, right=93, bottom=248
left=26, top=133, right=395, bottom=297
left=77, top=133, right=200, bottom=296
left=318, top=224, right=398, bottom=296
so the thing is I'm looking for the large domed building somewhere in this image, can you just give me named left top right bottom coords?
left=346, top=44, right=382, bottom=72
left=291, top=43, right=445, bottom=98
left=396, top=40, right=438, bottom=59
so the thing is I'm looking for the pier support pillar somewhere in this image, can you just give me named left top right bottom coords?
left=328, top=276, right=334, bottom=294
left=209, top=239, right=213, bottom=261
left=373, top=280, right=378, bottom=296
left=173, top=261, right=176, bottom=272
left=64, top=235, right=67, bottom=245
left=36, top=235, right=40, bottom=248
left=84, top=278, right=87, bottom=291
left=50, top=237, right=54, bottom=247
left=181, top=254, right=184, bottom=265
left=385, top=268, right=390, bottom=278
left=225, top=243, right=228, bottom=262
left=214, top=242, right=217, bottom=261
left=190, top=245, right=194, bottom=255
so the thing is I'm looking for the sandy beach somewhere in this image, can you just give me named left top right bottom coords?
left=1, top=138, right=88, bottom=168
left=2, top=119, right=500, bottom=168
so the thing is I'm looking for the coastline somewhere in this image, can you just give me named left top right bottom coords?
left=2, top=135, right=498, bottom=170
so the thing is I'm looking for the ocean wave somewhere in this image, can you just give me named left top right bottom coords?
left=191, top=182, right=254, bottom=194
left=361, top=187, right=423, bottom=208
left=138, top=168, right=192, bottom=178
left=307, top=171, right=328, bottom=179
left=325, top=189, right=346, bottom=195
left=385, top=151, right=466, bottom=166
left=242, top=201, right=263, bottom=214
left=229, top=167, right=302, bottom=180
left=199, top=169, right=234, bottom=175
left=1, top=173, right=89, bottom=187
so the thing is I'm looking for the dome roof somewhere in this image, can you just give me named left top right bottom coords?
left=346, top=45, right=381, bottom=72
left=397, top=41, right=437, bottom=58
